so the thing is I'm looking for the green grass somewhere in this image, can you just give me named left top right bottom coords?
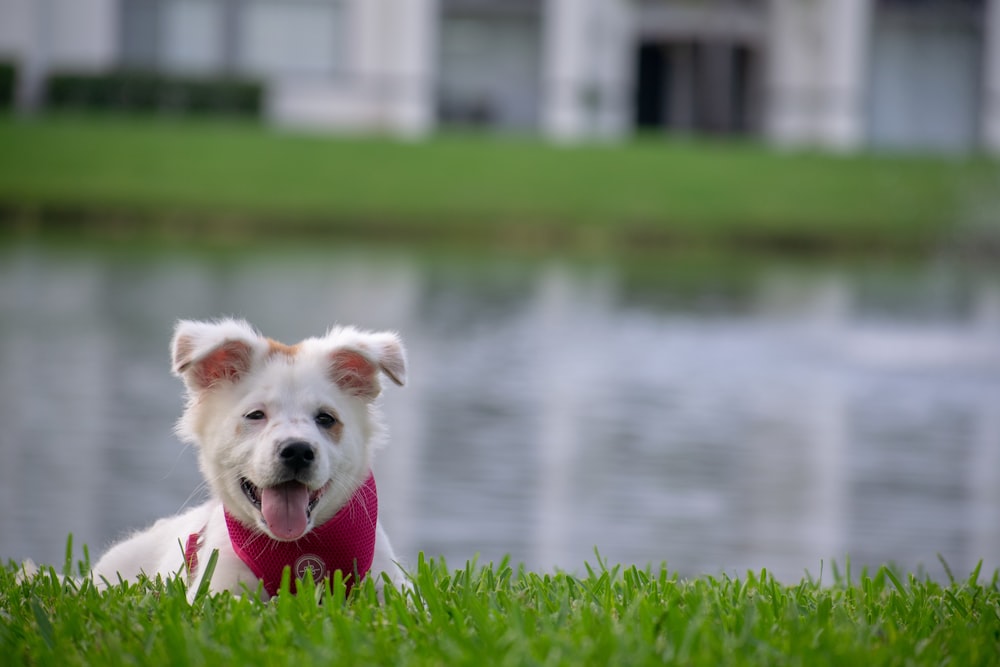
left=1, top=115, right=998, bottom=251
left=3, top=548, right=999, bottom=666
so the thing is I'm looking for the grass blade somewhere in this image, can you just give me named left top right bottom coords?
left=30, top=599, right=55, bottom=650
left=937, top=554, right=957, bottom=586
left=194, top=549, right=220, bottom=602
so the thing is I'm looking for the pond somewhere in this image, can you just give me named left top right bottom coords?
left=1, top=240, right=998, bottom=582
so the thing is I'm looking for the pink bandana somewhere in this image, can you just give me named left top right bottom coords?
left=193, top=474, right=378, bottom=596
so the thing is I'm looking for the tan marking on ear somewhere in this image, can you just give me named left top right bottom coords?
left=324, top=420, right=344, bottom=443
left=267, top=339, right=301, bottom=358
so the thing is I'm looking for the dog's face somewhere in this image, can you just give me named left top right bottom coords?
left=170, top=319, right=405, bottom=541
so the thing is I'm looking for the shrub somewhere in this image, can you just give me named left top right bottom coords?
left=44, top=69, right=263, bottom=118
left=0, top=60, right=17, bottom=109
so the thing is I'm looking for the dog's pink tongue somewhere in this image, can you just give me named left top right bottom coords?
left=261, top=481, right=310, bottom=540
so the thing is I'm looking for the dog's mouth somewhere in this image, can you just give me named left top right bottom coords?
left=240, top=477, right=330, bottom=541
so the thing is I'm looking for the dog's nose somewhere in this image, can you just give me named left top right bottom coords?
left=279, top=441, right=316, bottom=473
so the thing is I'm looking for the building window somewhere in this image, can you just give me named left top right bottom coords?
left=239, top=1, right=343, bottom=78
left=119, top=0, right=344, bottom=78
left=162, top=0, right=226, bottom=74
left=120, top=0, right=162, bottom=69
left=437, top=3, right=542, bottom=130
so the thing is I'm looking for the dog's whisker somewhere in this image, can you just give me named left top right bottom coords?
left=162, top=442, right=195, bottom=483
left=177, top=483, right=210, bottom=513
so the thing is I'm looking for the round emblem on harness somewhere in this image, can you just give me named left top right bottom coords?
left=294, top=554, right=327, bottom=582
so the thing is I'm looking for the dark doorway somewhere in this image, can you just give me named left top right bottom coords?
left=635, top=43, right=666, bottom=128
left=633, top=39, right=761, bottom=136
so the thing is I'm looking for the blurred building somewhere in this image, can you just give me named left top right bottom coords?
left=0, top=0, right=997, bottom=153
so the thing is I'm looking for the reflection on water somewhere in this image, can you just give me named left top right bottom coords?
left=1, top=242, right=998, bottom=582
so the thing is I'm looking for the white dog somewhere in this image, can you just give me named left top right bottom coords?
left=92, top=318, right=408, bottom=599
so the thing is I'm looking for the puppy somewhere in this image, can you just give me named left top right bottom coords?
left=92, top=318, right=407, bottom=598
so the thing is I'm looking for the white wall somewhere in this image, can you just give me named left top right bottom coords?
left=0, top=0, right=118, bottom=66
left=0, top=0, right=119, bottom=109
left=46, top=0, right=119, bottom=67
left=0, top=0, right=33, bottom=58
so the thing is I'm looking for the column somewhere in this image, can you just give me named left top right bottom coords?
left=765, top=0, right=872, bottom=150
left=354, top=0, right=436, bottom=137
left=542, top=0, right=590, bottom=141
left=984, top=0, right=1000, bottom=152
left=542, top=0, right=632, bottom=141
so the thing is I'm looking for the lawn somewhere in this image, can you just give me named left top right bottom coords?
left=1, top=115, right=998, bottom=252
left=3, top=549, right=999, bottom=666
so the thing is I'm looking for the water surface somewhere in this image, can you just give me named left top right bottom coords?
left=1, top=241, right=998, bottom=582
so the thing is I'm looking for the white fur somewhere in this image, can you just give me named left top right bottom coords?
left=91, top=318, right=408, bottom=599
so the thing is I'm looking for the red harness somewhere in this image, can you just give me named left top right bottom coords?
left=185, top=474, right=378, bottom=596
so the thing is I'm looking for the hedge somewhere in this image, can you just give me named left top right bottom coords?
left=0, top=61, right=16, bottom=109
left=44, top=69, right=263, bottom=117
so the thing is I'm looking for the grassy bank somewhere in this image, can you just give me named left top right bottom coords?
left=1, top=116, right=998, bottom=252
left=3, top=554, right=999, bottom=666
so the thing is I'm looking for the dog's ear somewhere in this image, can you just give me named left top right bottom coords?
left=171, top=319, right=263, bottom=392
left=327, top=331, right=406, bottom=400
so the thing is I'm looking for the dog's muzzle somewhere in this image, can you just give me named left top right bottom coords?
left=240, top=477, right=330, bottom=541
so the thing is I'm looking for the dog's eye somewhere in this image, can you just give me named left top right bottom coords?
left=244, top=410, right=267, bottom=421
left=314, top=412, right=338, bottom=428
